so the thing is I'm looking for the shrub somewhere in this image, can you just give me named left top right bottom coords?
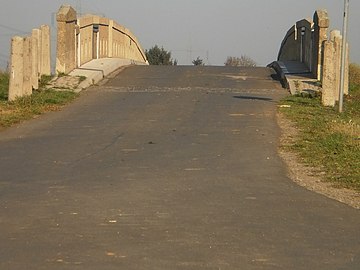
left=225, top=55, right=257, bottom=67
left=145, top=45, right=175, bottom=65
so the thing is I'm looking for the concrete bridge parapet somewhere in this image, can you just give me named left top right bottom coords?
left=56, top=5, right=77, bottom=75
left=275, top=9, right=349, bottom=107
left=56, top=5, right=148, bottom=75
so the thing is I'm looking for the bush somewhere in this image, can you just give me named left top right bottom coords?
left=145, top=45, right=175, bottom=65
left=192, top=57, right=204, bottom=66
left=225, top=55, right=257, bottom=67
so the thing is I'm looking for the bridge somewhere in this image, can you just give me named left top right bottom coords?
left=1, top=5, right=359, bottom=270
left=7, top=5, right=349, bottom=106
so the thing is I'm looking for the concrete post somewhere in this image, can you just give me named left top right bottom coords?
left=40, top=25, right=51, bottom=76
left=322, top=40, right=336, bottom=107
left=32, top=29, right=41, bottom=77
left=330, top=30, right=342, bottom=102
left=76, top=24, right=80, bottom=68
left=8, top=37, right=24, bottom=101
left=108, top=20, right=114, bottom=58
left=313, top=10, right=329, bottom=81
left=56, top=5, right=77, bottom=74
left=31, top=29, right=39, bottom=90
left=23, top=37, right=32, bottom=96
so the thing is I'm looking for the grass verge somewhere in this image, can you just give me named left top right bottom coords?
left=0, top=72, right=78, bottom=128
left=279, top=77, right=360, bottom=191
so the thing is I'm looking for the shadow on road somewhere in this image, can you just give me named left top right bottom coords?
left=233, top=95, right=274, bottom=102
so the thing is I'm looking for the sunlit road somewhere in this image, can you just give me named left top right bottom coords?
left=0, top=66, right=359, bottom=270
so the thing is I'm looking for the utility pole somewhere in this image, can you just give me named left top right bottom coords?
left=339, top=0, right=349, bottom=113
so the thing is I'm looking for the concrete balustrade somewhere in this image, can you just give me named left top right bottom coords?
left=8, top=26, right=51, bottom=101
left=56, top=5, right=147, bottom=75
left=277, top=9, right=349, bottom=107
left=278, top=19, right=313, bottom=65
left=7, top=4, right=146, bottom=101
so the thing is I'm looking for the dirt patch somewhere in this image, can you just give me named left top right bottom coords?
left=277, top=111, right=360, bottom=209
left=47, top=75, right=83, bottom=91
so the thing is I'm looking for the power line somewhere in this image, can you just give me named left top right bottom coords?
left=0, top=23, right=28, bottom=35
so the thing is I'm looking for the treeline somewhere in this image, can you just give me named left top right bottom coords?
left=146, top=45, right=256, bottom=67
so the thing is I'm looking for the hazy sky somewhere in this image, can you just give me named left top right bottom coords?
left=0, top=0, right=359, bottom=68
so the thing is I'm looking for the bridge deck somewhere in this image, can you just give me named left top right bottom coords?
left=0, top=66, right=359, bottom=270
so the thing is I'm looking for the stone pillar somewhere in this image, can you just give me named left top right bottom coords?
left=313, top=10, right=329, bottom=81
left=56, top=5, right=77, bottom=74
left=32, top=29, right=41, bottom=77
left=8, top=37, right=25, bottom=101
left=23, top=37, right=32, bottom=96
left=322, top=40, right=336, bottom=107
left=31, top=29, right=39, bottom=90
left=330, top=30, right=342, bottom=102
left=40, top=25, right=51, bottom=76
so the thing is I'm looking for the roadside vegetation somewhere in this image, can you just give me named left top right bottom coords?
left=279, top=63, right=360, bottom=191
left=145, top=45, right=177, bottom=65
left=192, top=56, right=205, bottom=66
left=224, top=55, right=257, bottom=67
left=0, top=71, right=78, bottom=128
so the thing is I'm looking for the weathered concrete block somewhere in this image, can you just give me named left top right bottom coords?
left=322, top=40, right=336, bottom=107
left=330, top=30, right=342, bottom=101
left=56, top=5, right=77, bottom=74
left=8, top=37, right=25, bottom=101
left=23, top=37, right=32, bottom=96
left=313, top=10, right=329, bottom=81
left=40, top=25, right=51, bottom=76
left=31, top=29, right=39, bottom=90
left=314, top=10, right=330, bottom=28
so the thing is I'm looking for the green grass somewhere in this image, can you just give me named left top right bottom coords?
left=0, top=71, right=9, bottom=100
left=39, top=74, right=53, bottom=89
left=280, top=83, right=360, bottom=190
left=0, top=71, right=78, bottom=128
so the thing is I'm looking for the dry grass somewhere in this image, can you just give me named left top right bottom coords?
left=349, top=63, right=360, bottom=86
left=0, top=72, right=78, bottom=128
left=332, top=120, right=360, bottom=146
left=279, top=63, right=360, bottom=191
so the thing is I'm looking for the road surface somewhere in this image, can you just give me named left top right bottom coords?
left=0, top=66, right=359, bottom=269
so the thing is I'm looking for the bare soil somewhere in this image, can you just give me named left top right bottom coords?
left=277, top=111, right=360, bottom=209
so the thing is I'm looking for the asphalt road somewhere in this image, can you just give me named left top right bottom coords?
left=0, top=66, right=359, bottom=270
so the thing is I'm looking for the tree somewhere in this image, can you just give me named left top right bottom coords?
left=192, top=56, right=204, bottom=66
left=145, top=45, right=174, bottom=65
left=224, top=55, right=257, bottom=67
